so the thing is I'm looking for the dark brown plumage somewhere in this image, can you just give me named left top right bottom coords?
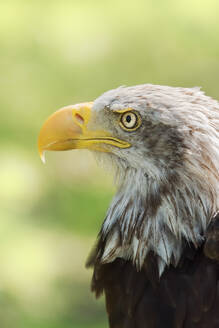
left=88, top=213, right=219, bottom=328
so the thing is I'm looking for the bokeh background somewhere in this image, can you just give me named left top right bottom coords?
left=1, top=0, right=219, bottom=327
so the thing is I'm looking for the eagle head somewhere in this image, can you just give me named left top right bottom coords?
left=38, top=84, right=219, bottom=275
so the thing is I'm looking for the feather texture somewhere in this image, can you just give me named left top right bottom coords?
left=92, top=84, right=219, bottom=274
left=87, top=214, right=219, bottom=328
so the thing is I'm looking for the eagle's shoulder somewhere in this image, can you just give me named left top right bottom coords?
left=204, top=212, right=219, bottom=261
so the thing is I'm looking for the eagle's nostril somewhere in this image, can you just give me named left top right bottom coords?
left=75, top=113, right=84, bottom=125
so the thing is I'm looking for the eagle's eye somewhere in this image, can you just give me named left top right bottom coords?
left=119, top=111, right=141, bottom=131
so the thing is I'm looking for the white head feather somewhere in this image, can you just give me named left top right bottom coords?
left=91, top=84, right=219, bottom=275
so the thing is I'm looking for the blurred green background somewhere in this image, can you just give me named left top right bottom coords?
left=1, top=0, right=219, bottom=327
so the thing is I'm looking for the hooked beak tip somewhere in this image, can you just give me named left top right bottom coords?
left=39, top=147, right=46, bottom=164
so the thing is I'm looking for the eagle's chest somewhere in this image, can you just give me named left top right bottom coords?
left=90, top=245, right=219, bottom=328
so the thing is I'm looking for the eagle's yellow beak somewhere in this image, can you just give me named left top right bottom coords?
left=38, top=102, right=130, bottom=163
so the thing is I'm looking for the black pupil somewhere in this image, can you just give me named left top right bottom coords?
left=126, top=115, right=132, bottom=123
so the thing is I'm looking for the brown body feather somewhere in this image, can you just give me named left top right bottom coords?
left=88, top=213, right=219, bottom=328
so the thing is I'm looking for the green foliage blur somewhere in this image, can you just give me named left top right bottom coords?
left=1, top=0, right=219, bottom=327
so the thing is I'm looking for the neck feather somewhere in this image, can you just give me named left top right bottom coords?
left=99, top=166, right=217, bottom=275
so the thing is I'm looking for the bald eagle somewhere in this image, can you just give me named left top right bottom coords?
left=38, top=85, right=219, bottom=328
